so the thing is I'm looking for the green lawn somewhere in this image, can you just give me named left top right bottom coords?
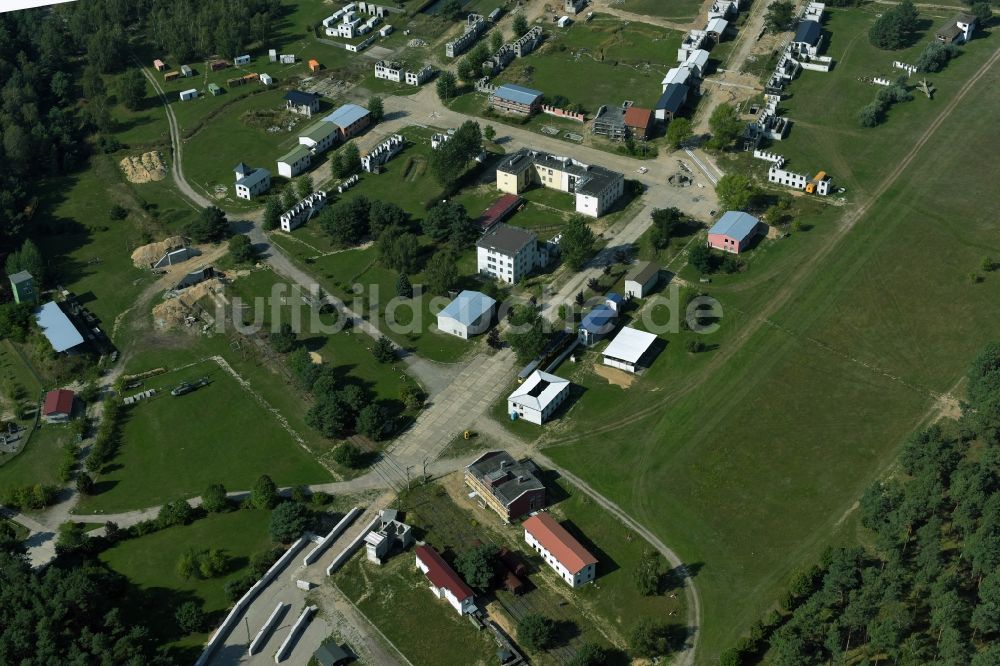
left=336, top=554, right=497, bottom=666
left=100, top=509, right=274, bottom=660
left=557, top=14, right=684, bottom=69
left=538, top=22, right=1000, bottom=663
left=76, top=362, right=330, bottom=513
left=0, top=425, right=72, bottom=494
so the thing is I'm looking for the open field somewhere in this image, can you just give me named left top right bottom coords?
left=768, top=6, right=997, bottom=197
left=100, top=509, right=273, bottom=661
left=541, top=27, right=1000, bottom=662
left=0, top=425, right=73, bottom=493
left=337, top=553, right=498, bottom=666
left=609, top=0, right=707, bottom=23
left=77, top=361, right=330, bottom=513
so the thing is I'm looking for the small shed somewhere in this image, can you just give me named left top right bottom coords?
left=180, top=64, right=193, bottom=77
left=379, top=24, right=393, bottom=37
left=179, top=88, right=199, bottom=101
left=625, top=261, right=660, bottom=298
left=210, top=59, right=229, bottom=71
left=308, top=58, right=321, bottom=72
left=260, top=72, right=273, bottom=85
left=313, top=643, right=352, bottom=666
left=208, top=83, right=223, bottom=96
left=164, top=70, right=180, bottom=82
left=234, top=54, right=251, bottom=66
left=153, top=58, right=166, bottom=71
left=557, top=15, right=571, bottom=27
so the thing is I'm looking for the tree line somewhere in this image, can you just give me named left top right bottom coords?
left=723, top=342, right=1000, bottom=665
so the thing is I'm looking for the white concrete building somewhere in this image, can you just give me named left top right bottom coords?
left=495, top=149, right=625, bottom=219
left=298, top=121, right=339, bottom=154
left=523, top=512, right=597, bottom=587
left=768, top=165, right=831, bottom=195
left=436, top=290, right=497, bottom=339
left=276, top=145, right=312, bottom=179
left=415, top=545, right=476, bottom=615
left=477, top=223, right=544, bottom=284
left=602, top=326, right=658, bottom=373
left=233, top=162, right=271, bottom=200
left=624, top=261, right=660, bottom=299
left=279, top=191, right=328, bottom=232
left=508, top=371, right=570, bottom=425
left=179, top=88, right=198, bottom=101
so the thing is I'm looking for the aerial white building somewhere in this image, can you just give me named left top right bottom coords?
left=508, top=370, right=570, bottom=425
left=495, top=149, right=624, bottom=218
left=477, top=223, right=546, bottom=284
left=523, top=512, right=598, bottom=587
left=436, top=290, right=497, bottom=339
left=233, top=162, right=271, bottom=200
left=602, top=326, right=658, bottom=374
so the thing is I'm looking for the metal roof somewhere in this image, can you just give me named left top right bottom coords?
left=580, top=305, right=617, bottom=334
left=603, top=326, right=657, bottom=364
left=709, top=211, right=760, bottom=240
left=300, top=120, right=338, bottom=143
left=35, top=302, right=84, bottom=352
left=278, top=145, right=312, bottom=164
left=794, top=19, right=821, bottom=45
left=508, top=370, right=569, bottom=412
left=626, top=261, right=660, bottom=285
left=284, top=90, right=318, bottom=106
left=466, top=451, right=545, bottom=507
left=236, top=167, right=269, bottom=188
left=684, top=49, right=710, bottom=72
left=234, top=162, right=252, bottom=177
left=623, top=106, right=653, bottom=129
left=656, top=84, right=688, bottom=113
left=706, top=17, right=728, bottom=34
left=438, top=290, right=497, bottom=327
left=492, top=83, right=543, bottom=106
left=8, top=270, right=32, bottom=285
left=415, top=545, right=474, bottom=600
left=323, top=103, right=370, bottom=129
left=661, top=67, right=691, bottom=87
left=43, top=389, right=75, bottom=416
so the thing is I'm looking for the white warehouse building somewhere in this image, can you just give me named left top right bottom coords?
left=436, top=290, right=496, bottom=339
left=508, top=370, right=570, bottom=425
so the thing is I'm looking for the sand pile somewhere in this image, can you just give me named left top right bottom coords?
left=120, top=151, right=167, bottom=183
left=131, top=236, right=188, bottom=268
left=152, top=278, right=224, bottom=330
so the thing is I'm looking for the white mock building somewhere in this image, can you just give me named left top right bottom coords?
left=523, top=512, right=597, bottom=587
left=477, top=224, right=545, bottom=284
left=277, top=145, right=312, bottom=178
left=233, top=162, right=271, bottom=200
left=508, top=371, right=570, bottom=425
left=414, top=545, right=476, bottom=615
left=602, top=326, right=658, bottom=373
left=624, top=261, right=660, bottom=299
left=495, top=149, right=624, bottom=218
left=436, top=290, right=496, bottom=339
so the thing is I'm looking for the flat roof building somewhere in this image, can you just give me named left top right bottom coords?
left=437, top=290, right=496, bottom=339
left=35, top=301, right=84, bottom=353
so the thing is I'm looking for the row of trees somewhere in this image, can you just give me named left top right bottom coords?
left=869, top=0, right=920, bottom=50
left=726, top=342, right=1000, bottom=665
left=858, top=76, right=913, bottom=128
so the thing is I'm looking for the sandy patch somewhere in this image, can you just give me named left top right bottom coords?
left=593, top=363, right=635, bottom=388
left=130, top=236, right=189, bottom=268
left=152, top=278, right=224, bottom=330
left=309, top=351, right=323, bottom=364
left=120, top=151, right=167, bottom=183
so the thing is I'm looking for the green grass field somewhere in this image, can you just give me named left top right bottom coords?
left=0, top=425, right=72, bottom=494
left=76, top=361, right=330, bottom=513
left=537, top=15, right=1000, bottom=662
left=610, top=0, right=706, bottom=23
left=100, top=509, right=273, bottom=660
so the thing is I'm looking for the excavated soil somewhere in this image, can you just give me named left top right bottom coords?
left=120, top=150, right=167, bottom=183
left=130, top=235, right=189, bottom=268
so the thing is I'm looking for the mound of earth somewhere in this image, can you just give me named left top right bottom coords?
left=120, top=151, right=167, bottom=183
left=131, top=236, right=189, bottom=268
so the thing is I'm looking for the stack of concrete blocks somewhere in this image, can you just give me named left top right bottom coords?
left=893, top=61, right=917, bottom=75
left=361, top=134, right=405, bottom=173
left=511, top=26, right=544, bottom=57
left=446, top=14, right=487, bottom=57
left=279, top=191, right=329, bottom=232
left=364, top=509, right=414, bottom=564
left=753, top=149, right=785, bottom=167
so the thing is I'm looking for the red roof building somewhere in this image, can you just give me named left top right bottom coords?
left=414, top=545, right=476, bottom=615
left=523, top=512, right=598, bottom=587
left=42, top=389, right=75, bottom=422
left=479, top=194, right=523, bottom=231
left=623, top=106, right=654, bottom=139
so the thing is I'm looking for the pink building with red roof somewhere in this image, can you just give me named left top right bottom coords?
left=414, top=544, right=476, bottom=615
left=42, top=389, right=75, bottom=423
left=523, top=512, right=597, bottom=587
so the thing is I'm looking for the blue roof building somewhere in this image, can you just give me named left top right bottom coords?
left=437, top=290, right=497, bottom=339
left=707, top=211, right=762, bottom=254
left=578, top=304, right=618, bottom=346
left=655, top=83, right=688, bottom=121
left=794, top=20, right=822, bottom=46
left=35, top=301, right=84, bottom=353
left=323, top=104, right=371, bottom=136
left=490, top=84, right=543, bottom=115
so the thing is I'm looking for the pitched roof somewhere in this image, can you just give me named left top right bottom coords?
left=42, top=389, right=75, bottom=416
left=285, top=90, right=318, bottom=106
left=324, top=103, right=370, bottom=129
left=623, top=106, right=653, bottom=130
left=522, top=513, right=597, bottom=574
left=300, top=120, right=339, bottom=143
left=684, top=48, right=710, bottom=72
left=466, top=451, right=545, bottom=507
left=508, top=371, right=570, bottom=412
left=234, top=162, right=253, bottom=177
left=626, top=261, right=660, bottom=285
left=8, top=270, right=32, bottom=285
left=35, top=302, right=84, bottom=353
left=603, top=326, right=658, bottom=364
left=709, top=211, right=760, bottom=241
left=656, top=84, right=688, bottom=113
left=706, top=16, right=728, bottom=34
left=480, top=194, right=522, bottom=230
left=580, top=304, right=617, bottom=334
left=492, top=83, right=543, bottom=105
left=477, top=223, right=536, bottom=256
left=236, top=168, right=270, bottom=188
left=794, top=19, right=821, bottom=45
left=278, top=145, right=312, bottom=164
left=415, top=545, right=474, bottom=600
left=438, top=290, right=497, bottom=327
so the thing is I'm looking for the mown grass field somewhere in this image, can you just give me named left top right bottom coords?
left=100, top=509, right=273, bottom=661
left=77, top=361, right=330, bottom=513
left=539, top=15, right=1000, bottom=663
left=336, top=554, right=498, bottom=666
left=0, top=425, right=73, bottom=493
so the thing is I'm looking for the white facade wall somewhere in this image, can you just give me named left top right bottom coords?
left=277, top=153, right=311, bottom=178
left=575, top=176, right=623, bottom=217
left=524, top=530, right=597, bottom=587
left=477, top=243, right=537, bottom=284
left=235, top=169, right=271, bottom=200
left=625, top=274, right=657, bottom=299
left=415, top=555, right=475, bottom=615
